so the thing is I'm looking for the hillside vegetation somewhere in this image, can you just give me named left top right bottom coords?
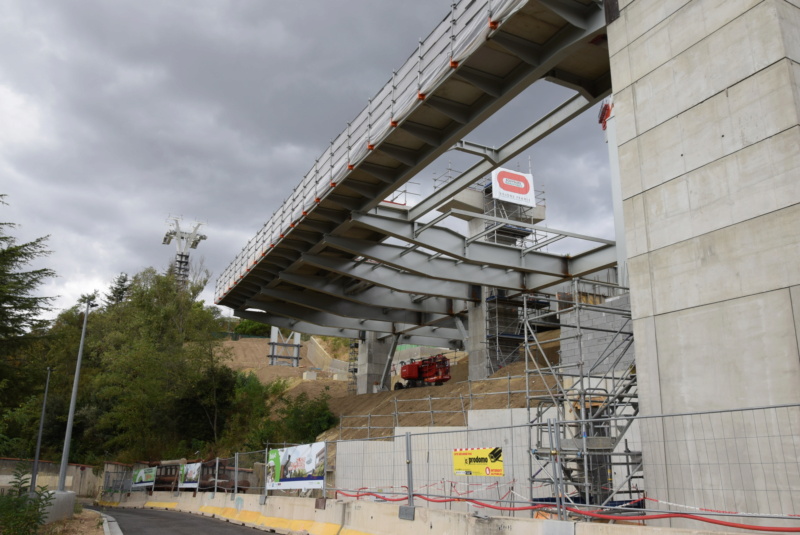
left=0, top=265, right=337, bottom=465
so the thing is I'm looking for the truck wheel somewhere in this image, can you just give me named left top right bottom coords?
left=435, top=382, right=443, bottom=386
left=394, top=382, right=404, bottom=390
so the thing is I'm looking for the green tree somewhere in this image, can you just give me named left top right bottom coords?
left=104, top=272, right=130, bottom=306
left=0, top=196, right=55, bottom=457
left=277, top=391, right=338, bottom=444
left=0, top=195, right=55, bottom=347
left=89, top=267, right=232, bottom=460
left=233, top=318, right=271, bottom=337
left=220, top=374, right=288, bottom=451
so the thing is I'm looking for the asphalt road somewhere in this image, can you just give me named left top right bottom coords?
left=89, top=507, right=262, bottom=535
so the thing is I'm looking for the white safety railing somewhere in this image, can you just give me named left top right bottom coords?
left=215, top=0, right=529, bottom=304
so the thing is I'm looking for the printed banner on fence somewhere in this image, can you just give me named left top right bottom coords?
left=178, top=462, right=201, bottom=489
left=453, top=447, right=504, bottom=477
left=266, top=442, right=325, bottom=490
left=131, top=467, right=156, bottom=488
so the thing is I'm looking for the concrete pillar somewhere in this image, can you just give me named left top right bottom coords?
left=608, top=0, right=800, bottom=525
left=356, top=332, right=394, bottom=394
left=466, top=217, right=490, bottom=381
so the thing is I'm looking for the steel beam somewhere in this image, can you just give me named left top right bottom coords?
left=537, top=0, right=599, bottom=30
left=244, top=299, right=461, bottom=340
left=257, top=286, right=455, bottom=328
left=236, top=310, right=462, bottom=349
left=409, top=93, right=602, bottom=219
left=320, top=234, right=617, bottom=293
left=350, top=212, right=570, bottom=274
left=321, top=235, right=546, bottom=290
left=300, top=253, right=474, bottom=300
left=278, top=272, right=468, bottom=315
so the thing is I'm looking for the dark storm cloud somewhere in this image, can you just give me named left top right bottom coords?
left=0, top=0, right=613, bottom=315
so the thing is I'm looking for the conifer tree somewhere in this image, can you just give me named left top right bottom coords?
left=0, top=195, right=55, bottom=350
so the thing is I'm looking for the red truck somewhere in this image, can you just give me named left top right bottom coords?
left=394, top=354, right=451, bottom=389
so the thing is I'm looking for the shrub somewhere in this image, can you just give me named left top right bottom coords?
left=0, top=465, right=54, bottom=535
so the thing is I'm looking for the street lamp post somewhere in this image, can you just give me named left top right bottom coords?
left=57, top=299, right=94, bottom=491
left=30, top=366, right=51, bottom=492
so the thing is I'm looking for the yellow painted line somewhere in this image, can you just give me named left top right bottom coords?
left=212, top=507, right=240, bottom=519
left=96, top=500, right=119, bottom=507
left=303, top=521, right=342, bottom=535
left=183, top=505, right=343, bottom=535
left=258, top=516, right=340, bottom=535
left=259, top=515, right=292, bottom=530
left=340, top=528, right=377, bottom=535
left=198, top=505, right=224, bottom=515
left=144, top=501, right=178, bottom=509
left=234, top=510, right=261, bottom=524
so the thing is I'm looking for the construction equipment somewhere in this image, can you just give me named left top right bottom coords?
left=394, top=354, right=451, bottom=389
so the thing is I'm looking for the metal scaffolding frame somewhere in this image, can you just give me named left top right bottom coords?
left=520, top=278, right=641, bottom=512
left=347, top=339, right=359, bottom=395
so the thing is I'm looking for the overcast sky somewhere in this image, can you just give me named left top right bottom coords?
left=1, top=0, right=613, bottom=319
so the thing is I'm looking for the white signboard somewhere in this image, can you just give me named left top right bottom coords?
left=178, top=462, right=201, bottom=489
left=131, top=467, right=156, bottom=488
left=266, top=442, right=325, bottom=490
left=491, top=168, right=536, bottom=207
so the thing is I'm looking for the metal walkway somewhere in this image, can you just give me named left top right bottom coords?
left=216, top=0, right=616, bottom=347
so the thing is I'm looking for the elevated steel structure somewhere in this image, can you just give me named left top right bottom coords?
left=216, top=0, right=615, bottom=348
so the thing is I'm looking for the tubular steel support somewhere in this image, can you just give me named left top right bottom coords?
left=405, top=432, right=415, bottom=507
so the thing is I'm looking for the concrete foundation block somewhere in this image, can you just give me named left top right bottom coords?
left=44, top=490, right=76, bottom=524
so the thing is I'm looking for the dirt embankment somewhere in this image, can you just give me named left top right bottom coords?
left=220, top=337, right=349, bottom=400
left=222, top=332, right=561, bottom=441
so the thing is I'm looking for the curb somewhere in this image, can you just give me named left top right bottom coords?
left=88, top=508, right=123, bottom=535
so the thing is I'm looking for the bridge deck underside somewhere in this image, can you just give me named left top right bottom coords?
left=218, top=0, right=614, bottom=346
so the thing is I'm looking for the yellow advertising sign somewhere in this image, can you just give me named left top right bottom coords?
left=453, top=447, right=504, bottom=477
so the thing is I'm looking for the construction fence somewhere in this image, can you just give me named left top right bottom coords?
left=100, top=404, right=800, bottom=531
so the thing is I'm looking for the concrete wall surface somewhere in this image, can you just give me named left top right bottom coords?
left=306, top=337, right=349, bottom=373
left=608, top=0, right=800, bottom=528
left=0, top=458, right=98, bottom=496
left=99, top=490, right=745, bottom=535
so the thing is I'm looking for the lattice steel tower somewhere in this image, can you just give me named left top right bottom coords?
left=162, top=217, right=207, bottom=284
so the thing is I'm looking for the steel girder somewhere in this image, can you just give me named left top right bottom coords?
left=409, top=93, right=605, bottom=219
left=320, top=233, right=615, bottom=291
left=278, top=272, right=468, bottom=315
left=255, top=287, right=457, bottom=329
left=236, top=310, right=463, bottom=349
left=350, top=212, right=570, bottom=274
left=300, top=253, right=475, bottom=300
left=244, top=299, right=461, bottom=340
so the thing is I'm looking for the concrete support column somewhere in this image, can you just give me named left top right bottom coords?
left=356, top=332, right=394, bottom=394
left=608, top=0, right=800, bottom=526
left=466, top=217, right=489, bottom=381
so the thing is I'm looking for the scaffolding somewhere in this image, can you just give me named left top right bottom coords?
left=481, top=177, right=550, bottom=375
left=347, top=339, right=359, bottom=395
left=521, top=278, right=642, bottom=512
left=267, top=327, right=302, bottom=367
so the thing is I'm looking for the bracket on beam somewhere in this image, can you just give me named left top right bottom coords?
left=451, top=140, right=500, bottom=164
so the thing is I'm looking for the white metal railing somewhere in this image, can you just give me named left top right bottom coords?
left=215, top=0, right=529, bottom=303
